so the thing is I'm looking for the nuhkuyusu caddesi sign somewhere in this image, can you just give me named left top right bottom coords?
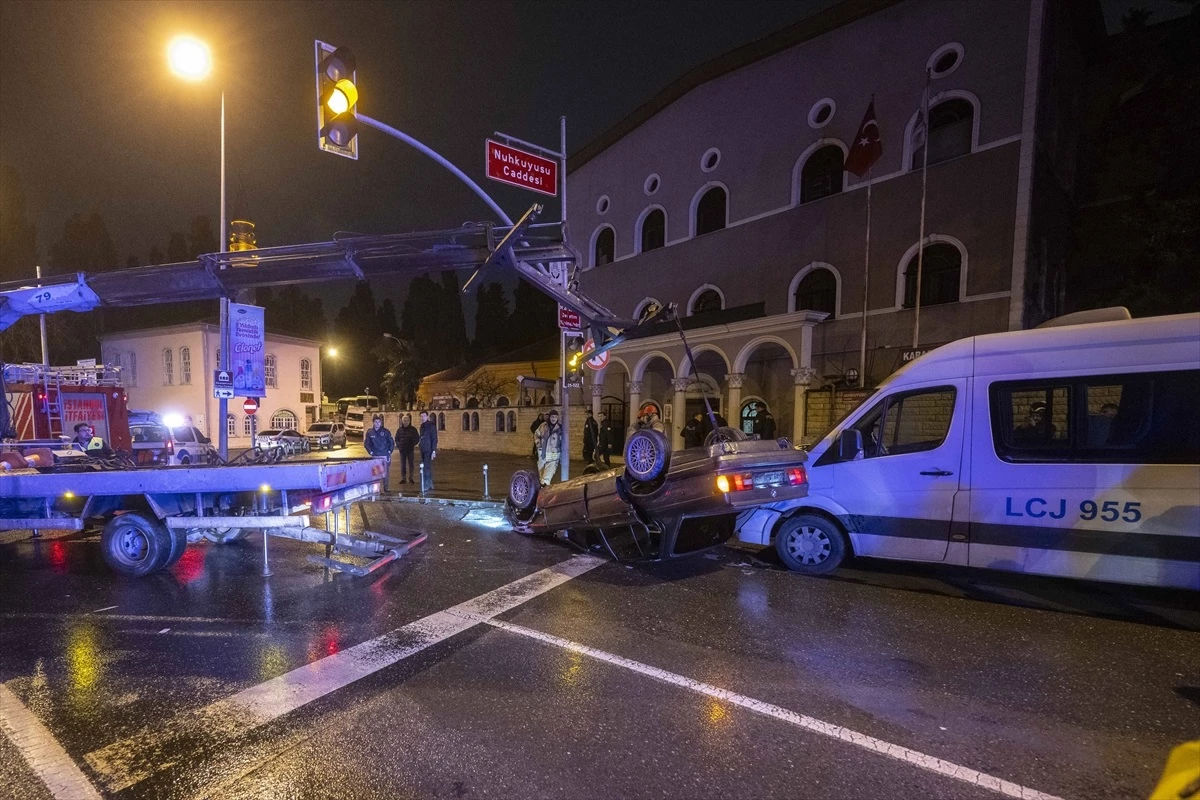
left=486, top=139, right=557, bottom=196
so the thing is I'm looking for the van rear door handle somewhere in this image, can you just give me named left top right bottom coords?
left=920, top=469, right=953, bottom=476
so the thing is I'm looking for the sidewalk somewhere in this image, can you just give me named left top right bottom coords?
left=383, top=449, right=605, bottom=501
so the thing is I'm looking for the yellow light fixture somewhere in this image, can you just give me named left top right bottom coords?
left=327, top=347, right=338, bottom=357
left=260, top=483, right=271, bottom=493
left=324, top=78, right=358, bottom=116
left=167, top=36, right=212, bottom=81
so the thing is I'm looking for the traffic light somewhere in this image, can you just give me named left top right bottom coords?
left=315, top=41, right=359, bottom=159
left=566, top=337, right=586, bottom=384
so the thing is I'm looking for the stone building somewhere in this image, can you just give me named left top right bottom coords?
left=567, top=0, right=1101, bottom=447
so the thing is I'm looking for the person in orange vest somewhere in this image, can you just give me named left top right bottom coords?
left=72, top=422, right=114, bottom=458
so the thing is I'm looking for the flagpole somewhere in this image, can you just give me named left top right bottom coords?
left=913, top=69, right=931, bottom=349
left=859, top=166, right=871, bottom=389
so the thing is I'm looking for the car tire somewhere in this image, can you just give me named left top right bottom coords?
left=179, top=454, right=191, bottom=465
left=100, top=512, right=172, bottom=577
left=508, top=469, right=540, bottom=511
left=774, top=513, right=847, bottom=575
left=624, top=429, right=670, bottom=482
left=703, top=426, right=748, bottom=448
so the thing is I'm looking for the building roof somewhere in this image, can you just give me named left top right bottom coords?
left=97, top=320, right=321, bottom=347
left=421, top=335, right=561, bottom=384
left=567, top=0, right=903, bottom=173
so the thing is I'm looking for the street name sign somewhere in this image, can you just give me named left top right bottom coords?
left=486, top=139, right=557, bottom=196
left=243, top=397, right=259, bottom=415
left=558, top=305, right=582, bottom=332
left=213, top=370, right=235, bottom=400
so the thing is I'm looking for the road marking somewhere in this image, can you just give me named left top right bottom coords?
left=0, top=684, right=103, bottom=800
left=85, top=554, right=604, bottom=792
left=90, top=605, right=118, bottom=613
left=486, top=619, right=1065, bottom=800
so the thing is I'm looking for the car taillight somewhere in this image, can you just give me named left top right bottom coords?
left=717, top=473, right=754, bottom=493
left=166, top=439, right=174, bottom=454
left=314, top=495, right=333, bottom=512
left=787, top=467, right=806, bottom=486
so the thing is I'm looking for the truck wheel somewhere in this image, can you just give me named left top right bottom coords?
left=508, top=469, right=540, bottom=511
left=624, top=429, right=670, bottom=482
left=162, top=527, right=188, bottom=569
left=101, top=513, right=172, bottom=577
left=774, top=514, right=847, bottom=575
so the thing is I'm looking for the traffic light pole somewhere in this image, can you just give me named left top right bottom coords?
left=558, top=117, right=569, bottom=482
left=218, top=91, right=230, bottom=462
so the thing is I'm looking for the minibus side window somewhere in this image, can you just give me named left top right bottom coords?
left=843, top=387, right=955, bottom=460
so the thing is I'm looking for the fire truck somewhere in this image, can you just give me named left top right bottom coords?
left=3, top=362, right=132, bottom=451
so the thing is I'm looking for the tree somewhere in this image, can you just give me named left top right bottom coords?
left=188, top=215, right=218, bottom=258
left=458, top=369, right=507, bottom=407
left=399, top=274, right=445, bottom=373
left=259, top=285, right=328, bottom=340
left=375, top=335, right=422, bottom=409
left=332, top=282, right=384, bottom=397
left=166, top=232, right=189, bottom=263
left=502, top=277, right=557, bottom=352
left=44, top=212, right=119, bottom=362
left=148, top=245, right=165, bottom=266
left=438, top=271, right=469, bottom=367
left=0, top=166, right=41, bottom=362
left=470, top=282, right=510, bottom=360
left=126, top=255, right=140, bottom=268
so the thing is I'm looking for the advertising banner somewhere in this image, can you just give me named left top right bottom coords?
left=230, top=303, right=266, bottom=396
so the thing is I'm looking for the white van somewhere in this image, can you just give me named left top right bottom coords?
left=737, top=310, right=1200, bottom=590
left=344, top=410, right=366, bottom=437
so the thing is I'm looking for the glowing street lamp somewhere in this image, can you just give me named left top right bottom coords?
left=167, top=36, right=212, bottom=81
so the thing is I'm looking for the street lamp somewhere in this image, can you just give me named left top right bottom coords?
left=322, top=346, right=338, bottom=403
left=169, top=34, right=229, bottom=457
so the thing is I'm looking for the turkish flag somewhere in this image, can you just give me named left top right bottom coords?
left=845, top=100, right=883, bottom=177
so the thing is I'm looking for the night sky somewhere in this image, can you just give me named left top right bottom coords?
left=0, top=0, right=1176, bottom=306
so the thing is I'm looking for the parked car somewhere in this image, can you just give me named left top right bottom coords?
left=254, top=428, right=310, bottom=456
left=129, top=422, right=174, bottom=466
left=344, top=411, right=365, bottom=437
left=169, top=425, right=215, bottom=465
left=305, top=421, right=347, bottom=450
left=506, top=428, right=809, bottom=560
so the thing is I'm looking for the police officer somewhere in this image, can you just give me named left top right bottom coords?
left=363, top=414, right=395, bottom=492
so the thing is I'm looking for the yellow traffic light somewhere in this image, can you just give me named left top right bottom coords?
left=315, top=41, right=359, bottom=159
left=324, top=79, right=358, bottom=115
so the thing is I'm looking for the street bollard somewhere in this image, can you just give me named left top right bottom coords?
left=483, top=463, right=491, bottom=500
left=419, top=463, right=425, bottom=498
left=260, top=494, right=272, bottom=578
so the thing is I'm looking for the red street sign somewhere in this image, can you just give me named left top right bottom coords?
left=583, top=338, right=608, bottom=370
left=558, top=305, right=581, bottom=332
left=486, top=139, right=557, bottom=197
left=243, top=397, right=259, bottom=415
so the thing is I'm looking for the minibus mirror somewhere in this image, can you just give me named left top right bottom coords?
left=837, top=429, right=863, bottom=461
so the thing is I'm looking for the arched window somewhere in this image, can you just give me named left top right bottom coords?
left=162, top=349, right=174, bottom=385
left=799, top=145, right=844, bottom=204
left=691, top=288, right=723, bottom=315
left=461, top=412, right=470, bottom=431
left=465, top=397, right=480, bottom=409
left=243, top=415, right=253, bottom=436
left=471, top=412, right=480, bottom=431
left=227, top=414, right=237, bottom=437
left=495, top=396, right=510, bottom=407
left=636, top=299, right=662, bottom=323
left=695, top=187, right=726, bottom=236
left=179, top=346, right=192, bottom=384
left=594, top=226, right=615, bottom=266
left=507, top=411, right=516, bottom=432
left=300, top=359, right=312, bottom=390
left=903, top=242, right=962, bottom=308
left=794, top=269, right=838, bottom=317
left=640, top=209, right=665, bottom=252
left=912, top=99, right=974, bottom=168
left=438, top=412, right=446, bottom=430
left=265, top=354, right=278, bottom=389
left=271, top=409, right=298, bottom=430
left=495, top=412, right=505, bottom=432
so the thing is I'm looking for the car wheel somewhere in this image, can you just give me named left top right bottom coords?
left=624, top=429, right=670, bottom=482
left=508, top=469, right=540, bottom=511
left=179, top=454, right=191, bottom=465
left=774, top=514, right=847, bottom=575
left=703, top=426, right=748, bottom=447
left=100, top=513, right=172, bottom=577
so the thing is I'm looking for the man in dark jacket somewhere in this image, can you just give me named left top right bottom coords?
left=394, top=414, right=420, bottom=484
left=682, top=413, right=703, bottom=449
left=597, top=411, right=614, bottom=467
left=753, top=403, right=777, bottom=440
left=363, top=414, right=395, bottom=492
left=418, top=410, right=438, bottom=493
left=582, top=409, right=599, bottom=463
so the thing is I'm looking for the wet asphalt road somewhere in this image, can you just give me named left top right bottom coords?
left=1, top=502, right=1198, bottom=800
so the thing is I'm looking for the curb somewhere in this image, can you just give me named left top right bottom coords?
left=384, top=495, right=504, bottom=510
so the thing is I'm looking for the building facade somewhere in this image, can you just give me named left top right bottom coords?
left=99, top=323, right=322, bottom=445
left=567, top=0, right=1098, bottom=447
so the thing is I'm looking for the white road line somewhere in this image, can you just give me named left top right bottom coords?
left=0, top=684, right=103, bottom=800
left=486, top=619, right=1065, bottom=800
left=84, top=554, right=604, bottom=792
left=90, top=606, right=118, bottom=614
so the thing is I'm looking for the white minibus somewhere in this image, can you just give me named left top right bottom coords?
left=737, top=310, right=1200, bottom=590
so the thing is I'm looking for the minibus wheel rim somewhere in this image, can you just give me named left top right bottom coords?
left=785, top=526, right=832, bottom=565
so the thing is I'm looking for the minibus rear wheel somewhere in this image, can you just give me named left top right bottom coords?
left=774, top=513, right=846, bottom=575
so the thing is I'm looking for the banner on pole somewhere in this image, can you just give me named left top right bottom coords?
left=229, top=302, right=266, bottom=396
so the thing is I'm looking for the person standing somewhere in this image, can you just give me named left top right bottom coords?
left=582, top=408, right=599, bottom=464
left=682, top=413, right=703, bottom=449
left=363, top=414, right=395, bottom=492
left=529, top=412, right=545, bottom=460
left=418, top=410, right=438, bottom=493
left=395, top=413, right=420, bottom=484
left=535, top=409, right=563, bottom=487
left=754, top=403, right=777, bottom=440
left=597, top=411, right=614, bottom=467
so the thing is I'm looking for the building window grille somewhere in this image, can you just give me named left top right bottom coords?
left=507, top=411, right=516, bottom=432
left=800, top=145, right=844, bottom=204
left=691, top=288, right=723, bottom=315
left=265, top=354, right=277, bottom=389
left=912, top=99, right=974, bottom=168
left=495, top=412, right=505, bottom=432
left=300, top=359, right=312, bottom=390
left=438, top=412, right=446, bottom=430
left=462, top=412, right=470, bottom=431
left=640, top=209, right=665, bottom=252
left=271, top=409, right=297, bottom=430
left=179, top=347, right=191, bottom=384
left=163, top=349, right=174, bottom=385
left=243, top=415, right=253, bottom=436
left=695, top=187, right=726, bottom=236
left=795, top=269, right=837, bottom=317
left=227, top=414, right=237, bottom=437
left=471, top=412, right=479, bottom=431
left=127, top=352, right=137, bottom=386
left=594, top=227, right=615, bottom=266
left=903, top=242, right=962, bottom=308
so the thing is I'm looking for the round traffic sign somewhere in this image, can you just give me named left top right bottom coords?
left=583, top=338, right=608, bottom=370
left=243, top=397, right=259, bottom=415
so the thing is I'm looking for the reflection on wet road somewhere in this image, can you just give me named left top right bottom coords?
left=1, top=502, right=1197, bottom=799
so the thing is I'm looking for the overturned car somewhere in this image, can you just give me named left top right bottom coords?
left=506, top=428, right=810, bottom=560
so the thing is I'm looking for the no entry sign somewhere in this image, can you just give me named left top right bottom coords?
left=583, top=338, right=608, bottom=370
left=486, top=139, right=557, bottom=197
left=243, top=397, right=259, bottom=415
